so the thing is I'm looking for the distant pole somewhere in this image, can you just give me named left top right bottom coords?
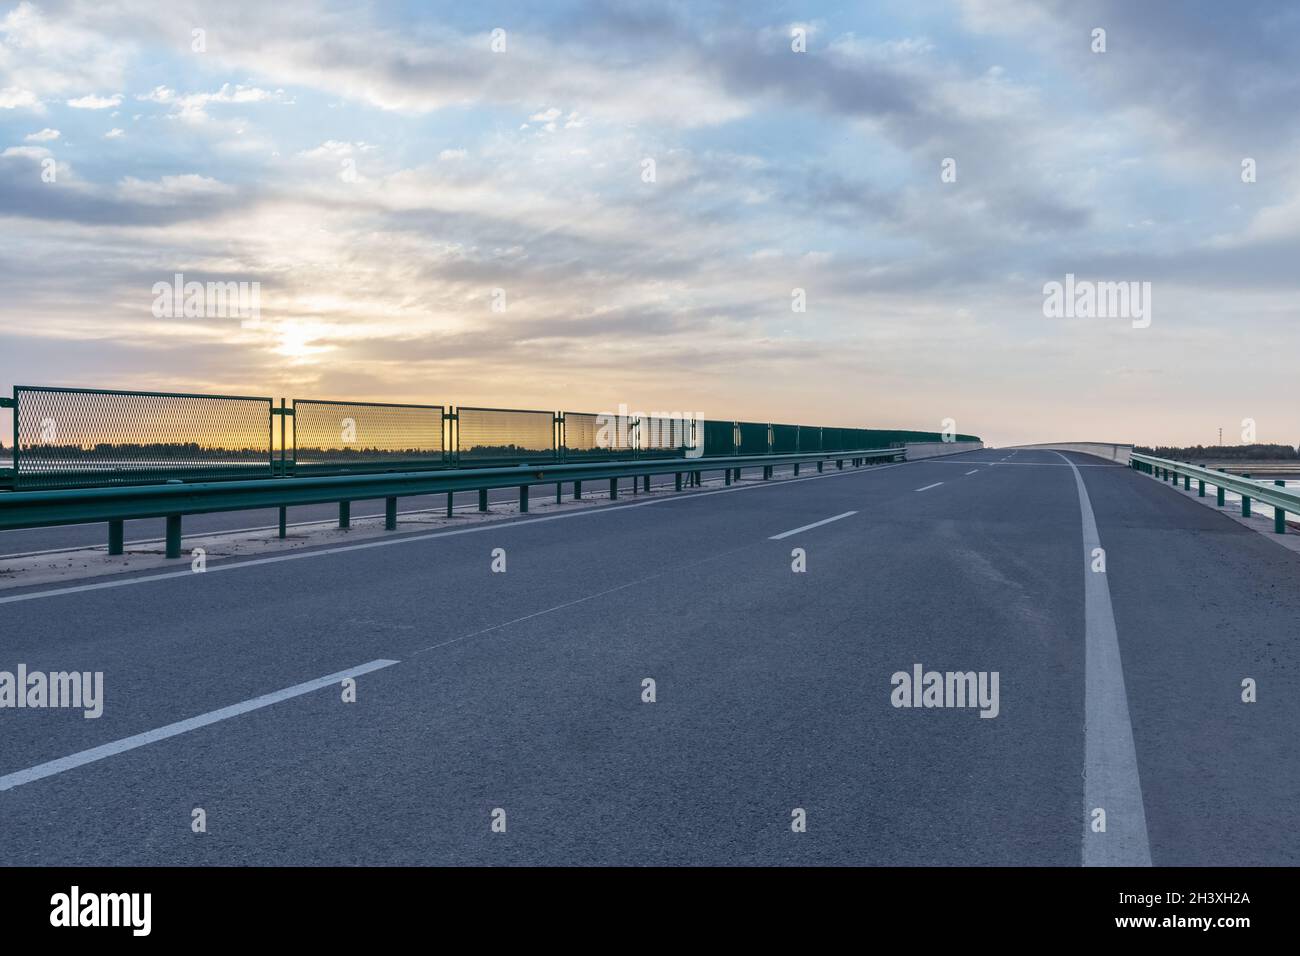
left=1218, top=427, right=1222, bottom=446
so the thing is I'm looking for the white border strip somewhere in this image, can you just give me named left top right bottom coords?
left=0, top=659, right=399, bottom=792
left=768, top=510, right=857, bottom=540
left=1055, top=452, right=1152, bottom=866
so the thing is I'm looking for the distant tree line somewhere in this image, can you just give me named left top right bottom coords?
left=1135, top=443, right=1300, bottom=460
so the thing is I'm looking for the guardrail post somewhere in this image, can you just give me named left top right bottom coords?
left=1241, top=474, right=1252, bottom=516
left=763, top=466, right=771, bottom=480
left=837, top=459, right=843, bottom=470
left=643, top=475, right=650, bottom=493
left=695, top=470, right=701, bottom=487
left=520, top=485, right=529, bottom=513
left=674, top=473, right=682, bottom=491
left=339, top=501, right=351, bottom=528
left=446, top=492, right=453, bottom=518
left=574, top=480, right=582, bottom=500
left=725, top=469, right=731, bottom=486
left=817, top=461, right=823, bottom=473
left=385, top=496, right=397, bottom=530
left=1275, top=480, right=1286, bottom=534
left=479, top=489, right=488, bottom=512
left=794, top=463, right=800, bottom=476
left=556, top=483, right=562, bottom=505
left=1217, top=470, right=1226, bottom=506
left=108, top=520, right=124, bottom=555
left=610, top=477, right=618, bottom=500
left=165, top=515, right=181, bottom=559
left=1183, top=474, right=1190, bottom=491
left=279, top=506, right=287, bottom=538
left=1198, top=479, right=1205, bottom=497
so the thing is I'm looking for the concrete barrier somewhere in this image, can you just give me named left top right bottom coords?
left=904, top=441, right=984, bottom=461
left=1009, top=442, right=1133, bottom=465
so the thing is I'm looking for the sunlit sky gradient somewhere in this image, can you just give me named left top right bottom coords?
left=1, top=0, right=1297, bottom=448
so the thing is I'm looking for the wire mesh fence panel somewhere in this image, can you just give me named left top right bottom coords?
left=702, top=420, right=735, bottom=458
left=639, top=416, right=692, bottom=458
left=561, top=411, right=633, bottom=461
left=293, top=400, right=445, bottom=473
left=798, top=426, right=822, bottom=452
left=457, top=406, right=556, bottom=464
left=772, top=423, right=798, bottom=454
left=736, top=421, right=769, bottom=456
left=13, top=386, right=273, bottom=490
left=821, top=427, right=844, bottom=452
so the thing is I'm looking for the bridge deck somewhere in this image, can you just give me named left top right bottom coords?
left=0, top=449, right=1295, bottom=865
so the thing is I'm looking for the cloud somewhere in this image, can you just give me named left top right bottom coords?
left=0, top=2, right=130, bottom=97
left=0, top=86, right=39, bottom=108
left=104, top=127, right=124, bottom=138
left=67, top=93, right=123, bottom=109
left=24, top=127, right=59, bottom=141
left=135, top=83, right=288, bottom=121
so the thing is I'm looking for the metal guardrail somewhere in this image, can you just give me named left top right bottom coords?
left=1130, top=452, right=1299, bottom=534
left=0, top=447, right=904, bottom=559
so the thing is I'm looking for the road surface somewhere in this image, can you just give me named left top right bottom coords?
left=1, top=449, right=1296, bottom=865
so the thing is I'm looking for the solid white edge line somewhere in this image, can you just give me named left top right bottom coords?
left=767, top=510, right=857, bottom=540
left=1054, top=451, right=1152, bottom=867
left=914, top=482, right=944, bottom=492
left=0, top=658, right=399, bottom=792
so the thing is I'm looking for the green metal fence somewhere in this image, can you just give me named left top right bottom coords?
left=736, top=421, right=769, bottom=456
left=12, top=386, right=273, bottom=490
left=456, top=406, right=556, bottom=465
left=560, top=411, right=632, bottom=461
left=3, top=385, right=982, bottom=490
left=293, top=399, right=445, bottom=474
left=639, top=415, right=693, bottom=458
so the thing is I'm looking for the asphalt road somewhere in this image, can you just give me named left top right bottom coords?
left=1, top=449, right=1296, bottom=865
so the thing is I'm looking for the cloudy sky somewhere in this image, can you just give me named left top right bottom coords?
left=1, top=0, right=1297, bottom=447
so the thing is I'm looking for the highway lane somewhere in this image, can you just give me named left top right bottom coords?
left=1, top=449, right=1296, bottom=864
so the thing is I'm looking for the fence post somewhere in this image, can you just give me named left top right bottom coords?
left=165, top=515, right=182, bottom=558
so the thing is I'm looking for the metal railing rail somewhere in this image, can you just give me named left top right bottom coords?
left=1130, top=452, right=1299, bottom=534
left=0, top=447, right=904, bottom=559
